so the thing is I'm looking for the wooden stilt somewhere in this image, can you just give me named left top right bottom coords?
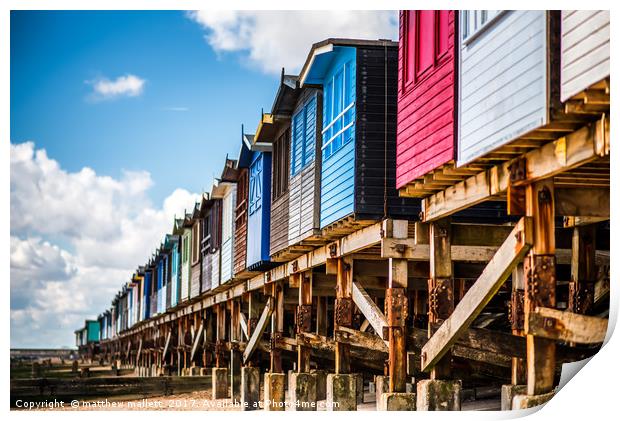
left=297, top=272, right=313, bottom=373
left=270, top=282, right=284, bottom=373
left=335, top=257, right=353, bottom=374
left=524, top=179, right=557, bottom=396
left=429, top=217, right=454, bottom=380
left=510, top=263, right=526, bottom=385
left=568, top=225, right=596, bottom=314
left=386, top=220, right=409, bottom=393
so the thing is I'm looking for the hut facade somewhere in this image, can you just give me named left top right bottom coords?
left=211, top=159, right=238, bottom=286
left=299, top=39, right=419, bottom=231
left=234, top=142, right=251, bottom=276
left=396, top=10, right=456, bottom=189
left=560, top=10, right=609, bottom=101
left=190, top=203, right=203, bottom=299
left=201, top=196, right=221, bottom=293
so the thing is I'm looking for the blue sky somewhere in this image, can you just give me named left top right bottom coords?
left=11, top=10, right=281, bottom=204
left=9, top=10, right=397, bottom=348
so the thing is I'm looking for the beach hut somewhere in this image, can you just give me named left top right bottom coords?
left=163, top=234, right=180, bottom=309
left=179, top=214, right=192, bottom=302
left=560, top=10, right=609, bottom=102
left=189, top=203, right=203, bottom=299
left=253, top=73, right=297, bottom=260
left=456, top=11, right=566, bottom=166
left=242, top=131, right=275, bottom=271
left=234, top=142, right=250, bottom=276
left=396, top=10, right=457, bottom=190
left=211, top=159, right=238, bottom=286
left=299, top=38, right=419, bottom=232
left=199, top=194, right=220, bottom=293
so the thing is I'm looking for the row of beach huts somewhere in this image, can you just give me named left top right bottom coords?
left=74, top=10, right=609, bottom=411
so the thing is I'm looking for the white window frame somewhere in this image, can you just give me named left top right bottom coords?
left=461, top=10, right=505, bottom=45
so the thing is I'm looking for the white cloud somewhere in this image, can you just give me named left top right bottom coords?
left=10, top=142, right=200, bottom=348
left=88, top=74, right=145, bottom=100
left=162, top=106, right=189, bottom=112
left=187, top=10, right=398, bottom=74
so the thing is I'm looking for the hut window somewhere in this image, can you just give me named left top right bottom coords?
left=272, top=129, right=290, bottom=200
left=291, top=95, right=317, bottom=176
left=461, top=10, right=502, bottom=43
left=249, top=155, right=263, bottom=214
left=321, top=60, right=355, bottom=160
left=192, top=222, right=200, bottom=264
left=403, top=10, right=451, bottom=88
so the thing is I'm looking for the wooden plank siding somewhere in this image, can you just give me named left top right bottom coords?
left=233, top=168, right=249, bottom=275
left=247, top=150, right=273, bottom=269
left=355, top=45, right=420, bottom=220
left=220, top=184, right=237, bottom=284
left=458, top=11, right=550, bottom=165
left=561, top=10, right=610, bottom=101
left=396, top=10, right=456, bottom=187
left=269, top=127, right=291, bottom=257
left=288, top=88, right=322, bottom=245
left=190, top=219, right=202, bottom=299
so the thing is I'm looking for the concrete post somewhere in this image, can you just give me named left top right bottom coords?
left=326, top=373, right=357, bottom=411
left=379, top=393, right=416, bottom=411
left=311, top=369, right=327, bottom=401
left=241, top=367, right=260, bottom=411
left=375, top=375, right=390, bottom=409
left=416, top=379, right=462, bottom=411
left=264, top=372, right=286, bottom=411
left=512, top=391, right=555, bottom=409
left=290, top=372, right=317, bottom=411
left=212, top=367, right=229, bottom=399
left=501, top=385, right=527, bottom=410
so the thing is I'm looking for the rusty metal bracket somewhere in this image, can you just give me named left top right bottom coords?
left=269, top=332, right=282, bottom=351
left=508, top=289, right=525, bottom=331
left=296, top=304, right=312, bottom=333
left=525, top=255, right=556, bottom=309
left=329, top=243, right=338, bottom=258
left=509, top=157, right=527, bottom=183
left=385, top=288, right=408, bottom=327
left=428, top=278, right=454, bottom=323
left=568, top=281, right=595, bottom=314
left=215, top=340, right=226, bottom=357
left=334, top=298, right=353, bottom=327
left=291, top=261, right=299, bottom=273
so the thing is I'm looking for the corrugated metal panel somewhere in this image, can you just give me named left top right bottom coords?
left=458, top=11, right=548, bottom=165
left=561, top=10, right=609, bottom=101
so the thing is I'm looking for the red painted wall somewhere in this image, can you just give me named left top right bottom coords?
left=396, top=10, right=456, bottom=189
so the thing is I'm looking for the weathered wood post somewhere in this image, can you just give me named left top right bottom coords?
left=230, top=298, right=242, bottom=400
left=568, top=225, right=596, bottom=314
left=514, top=179, right=557, bottom=409
left=327, top=257, right=356, bottom=411
left=380, top=220, right=415, bottom=410
left=418, top=217, right=461, bottom=410
left=290, top=271, right=317, bottom=410
left=265, top=282, right=286, bottom=411
left=212, top=303, right=229, bottom=399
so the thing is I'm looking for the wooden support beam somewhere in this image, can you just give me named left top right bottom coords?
left=242, top=297, right=274, bottom=364
left=525, top=179, right=557, bottom=396
left=162, top=330, right=172, bottom=360
left=270, top=282, right=284, bottom=373
left=316, top=296, right=328, bottom=336
left=136, top=338, right=143, bottom=366
left=335, top=258, right=353, bottom=374
left=336, top=326, right=388, bottom=353
left=422, top=117, right=609, bottom=222
left=428, top=217, right=454, bottom=379
left=297, top=271, right=313, bottom=373
left=190, top=322, right=204, bottom=362
left=555, top=187, right=609, bottom=217
left=568, top=225, right=597, bottom=314
left=351, top=281, right=388, bottom=338
left=510, top=263, right=526, bottom=385
left=421, top=217, right=533, bottom=372
left=527, top=307, right=607, bottom=344
left=239, top=312, right=249, bottom=341
left=385, top=219, right=409, bottom=392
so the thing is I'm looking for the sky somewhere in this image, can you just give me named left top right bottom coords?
left=10, top=10, right=398, bottom=348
